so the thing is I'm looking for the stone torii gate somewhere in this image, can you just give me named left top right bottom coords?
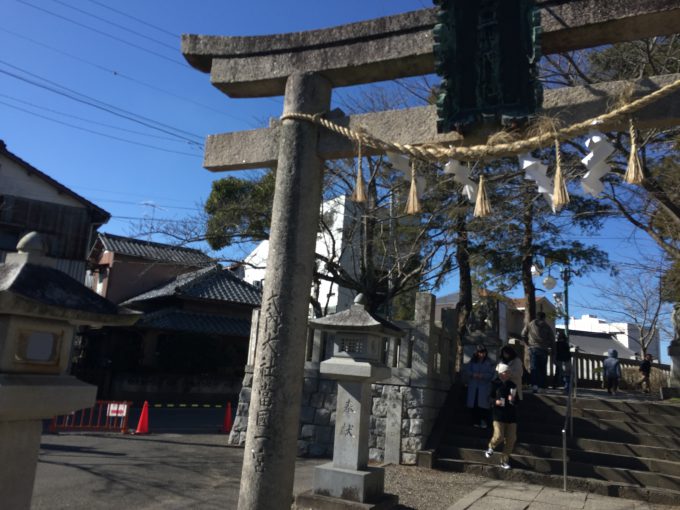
left=181, top=2, right=680, bottom=509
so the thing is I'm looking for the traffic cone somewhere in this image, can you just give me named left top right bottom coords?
left=221, top=402, right=233, bottom=434
left=135, top=401, right=150, bottom=434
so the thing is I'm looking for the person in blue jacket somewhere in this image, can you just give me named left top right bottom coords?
left=603, top=348, right=622, bottom=396
left=464, top=344, right=496, bottom=428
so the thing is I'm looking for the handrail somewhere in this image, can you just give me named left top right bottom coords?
left=561, top=355, right=576, bottom=491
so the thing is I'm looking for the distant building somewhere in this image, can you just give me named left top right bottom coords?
left=561, top=314, right=660, bottom=359
left=243, top=195, right=359, bottom=315
left=78, top=233, right=262, bottom=403
left=506, top=297, right=556, bottom=338
left=86, top=232, right=213, bottom=304
left=0, top=140, right=110, bottom=282
left=555, top=328, right=638, bottom=359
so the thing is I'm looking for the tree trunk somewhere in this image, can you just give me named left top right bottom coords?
left=521, top=188, right=536, bottom=327
left=455, top=213, right=472, bottom=372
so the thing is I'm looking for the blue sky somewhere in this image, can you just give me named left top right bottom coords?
left=1, top=0, right=671, bottom=360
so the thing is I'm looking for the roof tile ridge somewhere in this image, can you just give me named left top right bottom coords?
left=174, top=264, right=222, bottom=295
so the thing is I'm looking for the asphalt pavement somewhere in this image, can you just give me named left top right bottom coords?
left=32, top=431, right=676, bottom=510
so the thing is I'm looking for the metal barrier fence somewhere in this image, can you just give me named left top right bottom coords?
left=50, top=400, right=132, bottom=434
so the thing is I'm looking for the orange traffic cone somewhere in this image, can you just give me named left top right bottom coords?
left=135, top=401, right=150, bottom=434
left=221, top=402, right=233, bottom=434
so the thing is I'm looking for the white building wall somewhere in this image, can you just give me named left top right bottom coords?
left=0, top=157, right=83, bottom=208
left=569, top=314, right=661, bottom=359
left=242, top=195, right=358, bottom=315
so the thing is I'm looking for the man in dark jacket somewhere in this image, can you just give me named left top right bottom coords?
left=484, top=363, right=517, bottom=470
left=636, top=353, right=653, bottom=393
left=522, top=312, right=555, bottom=393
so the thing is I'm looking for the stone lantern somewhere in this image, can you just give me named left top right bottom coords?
left=295, top=294, right=402, bottom=509
left=0, top=232, right=138, bottom=510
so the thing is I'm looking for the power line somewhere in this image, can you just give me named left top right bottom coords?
left=47, top=0, right=179, bottom=52
left=0, top=26, right=259, bottom=126
left=90, top=197, right=202, bottom=211
left=0, top=26, right=252, bottom=123
left=0, top=60, right=204, bottom=144
left=0, top=99, right=202, bottom=157
left=17, top=0, right=188, bottom=68
left=0, top=92, right=185, bottom=142
left=109, top=215, right=197, bottom=224
left=83, top=0, right=178, bottom=39
left=70, top=184, right=205, bottom=205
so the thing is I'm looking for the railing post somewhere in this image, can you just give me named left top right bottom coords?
left=562, top=427, right=567, bottom=491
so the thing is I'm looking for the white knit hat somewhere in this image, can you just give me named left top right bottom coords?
left=497, top=363, right=510, bottom=374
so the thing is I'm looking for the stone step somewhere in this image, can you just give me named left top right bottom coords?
left=437, top=449, right=680, bottom=491
left=441, top=429, right=680, bottom=462
left=432, top=458, right=680, bottom=506
left=523, top=393, right=680, bottom=416
left=444, top=421, right=680, bottom=449
left=438, top=439, right=680, bottom=478
left=518, top=403, right=680, bottom=426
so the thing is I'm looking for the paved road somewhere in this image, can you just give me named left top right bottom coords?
left=33, top=433, right=323, bottom=509
left=33, top=432, right=678, bottom=510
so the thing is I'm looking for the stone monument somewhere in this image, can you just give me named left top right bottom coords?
left=295, top=294, right=401, bottom=510
left=0, top=232, right=137, bottom=509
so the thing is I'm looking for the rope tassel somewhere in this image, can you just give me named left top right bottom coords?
left=624, top=118, right=644, bottom=185
left=405, top=161, right=422, bottom=215
left=552, top=139, right=570, bottom=211
left=473, top=175, right=491, bottom=217
left=351, top=139, right=367, bottom=203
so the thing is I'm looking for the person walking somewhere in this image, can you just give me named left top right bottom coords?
left=553, top=330, right=572, bottom=393
left=484, top=363, right=518, bottom=470
left=463, top=345, right=496, bottom=429
left=603, top=348, right=622, bottom=395
left=522, top=312, right=555, bottom=393
left=498, top=345, right=523, bottom=400
left=636, top=353, right=653, bottom=393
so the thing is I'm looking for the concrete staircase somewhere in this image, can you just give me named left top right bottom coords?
left=419, top=388, right=680, bottom=505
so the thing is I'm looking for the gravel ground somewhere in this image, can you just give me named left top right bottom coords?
left=384, top=465, right=488, bottom=510
left=383, top=465, right=680, bottom=510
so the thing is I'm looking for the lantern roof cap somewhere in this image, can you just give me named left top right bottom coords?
left=309, top=293, right=404, bottom=336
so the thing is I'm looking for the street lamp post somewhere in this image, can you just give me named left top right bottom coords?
left=539, top=260, right=571, bottom=339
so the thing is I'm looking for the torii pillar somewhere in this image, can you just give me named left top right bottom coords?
left=237, top=72, right=331, bottom=509
left=181, top=4, right=680, bottom=509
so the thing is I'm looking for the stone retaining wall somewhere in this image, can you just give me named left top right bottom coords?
left=228, top=293, right=455, bottom=464
left=229, top=369, right=449, bottom=465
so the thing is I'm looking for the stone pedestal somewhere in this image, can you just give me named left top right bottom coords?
left=0, top=375, right=96, bottom=510
left=295, top=489, right=399, bottom=510
left=311, top=380, right=388, bottom=504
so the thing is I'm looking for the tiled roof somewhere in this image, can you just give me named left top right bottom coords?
left=98, top=233, right=213, bottom=266
left=122, top=264, right=262, bottom=307
left=0, top=260, right=136, bottom=322
left=557, top=328, right=638, bottom=359
left=135, top=308, right=251, bottom=336
left=510, top=296, right=554, bottom=310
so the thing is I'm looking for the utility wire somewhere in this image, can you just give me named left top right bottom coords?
left=0, top=25, right=255, bottom=125
left=83, top=0, right=178, bottom=39
left=70, top=184, right=204, bottom=204
left=0, top=60, right=204, bottom=144
left=0, top=92, right=186, bottom=142
left=17, top=0, right=188, bottom=68
left=0, top=99, right=202, bottom=157
left=90, top=197, right=202, bottom=211
left=46, top=0, right=179, bottom=52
